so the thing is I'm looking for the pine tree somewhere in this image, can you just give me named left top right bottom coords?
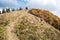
left=25, top=7, right=28, bottom=10
left=2, top=9, right=6, bottom=13
left=0, top=11, right=1, bottom=14
left=6, top=8, right=10, bottom=12
left=19, top=8, right=22, bottom=10
left=16, top=8, right=19, bottom=11
left=12, top=8, right=15, bottom=11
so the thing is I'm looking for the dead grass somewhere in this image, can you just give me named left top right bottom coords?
left=0, top=10, right=60, bottom=40
left=28, top=9, right=60, bottom=31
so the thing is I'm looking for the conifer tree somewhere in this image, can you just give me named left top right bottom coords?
left=25, top=7, right=28, bottom=10
left=0, top=11, right=1, bottom=14
left=6, top=8, right=10, bottom=12
left=2, top=9, right=6, bottom=13
left=19, top=8, right=22, bottom=10
left=12, top=8, right=15, bottom=11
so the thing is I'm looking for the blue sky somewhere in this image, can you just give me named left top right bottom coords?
left=0, top=0, right=60, bottom=17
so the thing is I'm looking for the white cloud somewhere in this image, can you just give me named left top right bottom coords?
left=25, top=0, right=60, bottom=17
left=55, top=0, right=60, bottom=11
left=26, top=0, right=57, bottom=11
left=28, top=0, right=56, bottom=5
left=51, top=11, right=60, bottom=18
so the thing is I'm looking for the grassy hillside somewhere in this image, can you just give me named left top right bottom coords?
left=29, top=9, right=60, bottom=31
left=0, top=10, right=60, bottom=40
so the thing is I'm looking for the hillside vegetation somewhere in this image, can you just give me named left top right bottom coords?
left=29, top=9, right=60, bottom=30
left=0, top=10, right=60, bottom=40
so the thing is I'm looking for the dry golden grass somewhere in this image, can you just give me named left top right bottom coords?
left=0, top=10, right=60, bottom=40
left=29, top=9, right=60, bottom=31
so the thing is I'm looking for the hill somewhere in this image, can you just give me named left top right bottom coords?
left=0, top=10, right=60, bottom=40
left=29, top=9, right=60, bottom=30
